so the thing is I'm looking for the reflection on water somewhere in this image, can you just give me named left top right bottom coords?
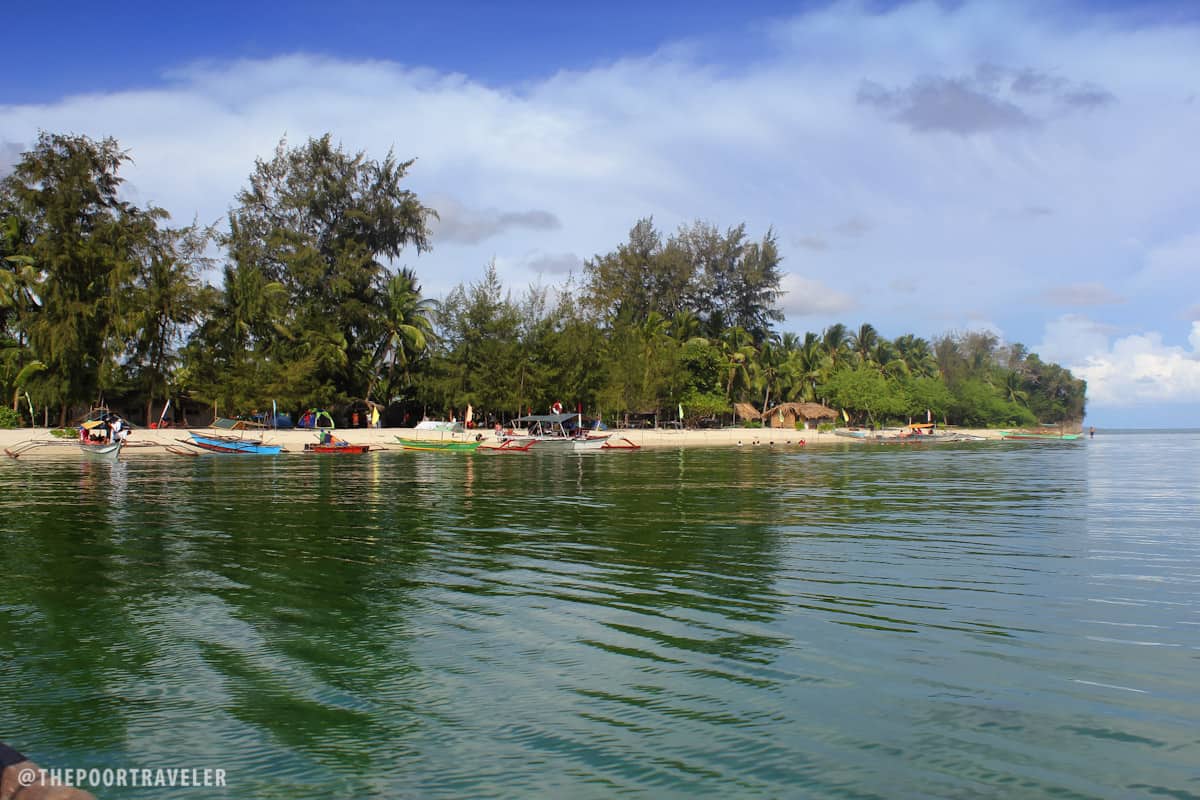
left=1, top=436, right=1198, bottom=798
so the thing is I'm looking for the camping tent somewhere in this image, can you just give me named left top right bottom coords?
left=297, top=409, right=335, bottom=429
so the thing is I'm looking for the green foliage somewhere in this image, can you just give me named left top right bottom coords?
left=0, top=129, right=1088, bottom=429
left=582, top=218, right=783, bottom=341
left=213, top=134, right=434, bottom=409
left=679, top=390, right=728, bottom=426
left=0, top=406, right=20, bottom=428
left=819, top=365, right=907, bottom=426
left=1, top=132, right=157, bottom=421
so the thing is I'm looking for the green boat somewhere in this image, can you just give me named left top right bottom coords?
left=395, top=437, right=482, bottom=452
left=1000, top=430, right=1081, bottom=441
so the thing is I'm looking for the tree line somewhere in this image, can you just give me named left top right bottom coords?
left=0, top=131, right=1085, bottom=429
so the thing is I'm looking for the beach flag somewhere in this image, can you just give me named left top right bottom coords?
left=466, top=404, right=474, bottom=424
left=678, top=403, right=684, bottom=420
left=926, top=408, right=932, bottom=422
left=841, top=408, right=849, bottom=423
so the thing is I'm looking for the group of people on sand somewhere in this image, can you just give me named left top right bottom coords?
left=79, top=413, right=130, bottom=446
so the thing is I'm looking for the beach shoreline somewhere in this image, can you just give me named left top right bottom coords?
left=0, top=424, right=1006, bottom=459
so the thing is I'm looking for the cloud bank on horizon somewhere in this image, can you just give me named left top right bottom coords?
left=1, top=1, right=1197, bottom=426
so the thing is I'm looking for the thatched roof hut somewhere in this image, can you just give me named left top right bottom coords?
left=733, top=402, right=761, bottom=422
left=762, top=402, right=838, bottom=429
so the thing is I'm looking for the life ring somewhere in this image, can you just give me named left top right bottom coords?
left=551, top=401, right=563, bottom=414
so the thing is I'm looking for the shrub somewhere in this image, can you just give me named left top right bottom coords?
left=0, top=407, right=22, bottom=429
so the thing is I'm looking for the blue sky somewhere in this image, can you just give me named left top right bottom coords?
left=4, top=1, right=1200, bottom=427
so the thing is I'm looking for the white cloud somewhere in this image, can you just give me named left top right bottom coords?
left=778, top=273, right=856, bottom=316
left=0, top=2, right=1197, bottom=363
left=1041, top=317, right=1200, bottom=407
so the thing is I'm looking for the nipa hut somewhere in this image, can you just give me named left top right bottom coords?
left=762, top=402, right=838, bottom=430
left=733, top=402, right=761, bottom=423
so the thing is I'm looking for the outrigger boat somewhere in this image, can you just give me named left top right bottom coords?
left=1000, top=430, right=1081, bottom=441
left=501, top=413, right=612, bottom=450
left=304, top=442, right=371, bottom=454
left=305, top=432, right=370, bottom=454
left=185, top=432, right=282, bottom=455
left=395, top=437, right=483, bottom=453
left=78, top=417, right=124, bottom=461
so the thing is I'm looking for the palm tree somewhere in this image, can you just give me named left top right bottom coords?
left=894, top=334, right=938, bottom=378
left=796, top=332, right=829, bottom=402
left=850, top=323, right=879, bottom=367
left=668, top=309, right=704, bottom=344
left=873, top=340, right=908, bottom=379
left=1003, top=370, right=1029, bottom=407
left=822, top=323, right=849, bottom=373
left=756, top=334, right=784, bottom=411
left=719, top=326, right=755, bottom=401
left=371, top=268, right=435, bottom=401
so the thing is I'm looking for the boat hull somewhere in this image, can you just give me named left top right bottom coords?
left=304, top=443, right=370, bottom=454
left=79, top=442, right=121, bottom=461
left=395, top=437, right=482, bottom=452
left=189, top=433, right=282, bottom=455
left=1000, top=431, right=1081, bottom=441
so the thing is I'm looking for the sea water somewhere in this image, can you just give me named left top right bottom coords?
left=1, top=432, right=1196, bottom=798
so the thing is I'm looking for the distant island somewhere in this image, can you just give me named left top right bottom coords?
left=0, top=132, right=1084, bottom=431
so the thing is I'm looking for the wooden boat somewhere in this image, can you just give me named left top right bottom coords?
left=79, top=441, right=122, bottom=461
left=395, top=437, right=483, bottom=452
left=186, top=432, right=282, bottom=455
left=1000, top=430, right=1081, bottom=441
left=501, top=413, right=611, bottom=450
left=304, top=442, right=371, bottom=454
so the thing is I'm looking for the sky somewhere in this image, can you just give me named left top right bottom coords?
left=3, top=0, right=1199, bottom=427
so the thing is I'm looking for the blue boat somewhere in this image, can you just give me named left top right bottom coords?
left=187, top=432, right=282, bottom=455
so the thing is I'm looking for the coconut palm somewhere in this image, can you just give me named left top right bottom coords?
left=371, top=268, right=435, bottom=401
left=822, top=323, right=849, bottom=373
left=850, top=323, right=880, bottom=367
left=894, top=334, right=938, bottom=378
left=1003, top=370, right=1030, bottom=407
left=719, top=326, right=756, bottom=400
left=668, top=309, right=704, bottom=344
left=756, top=334, right=784, bottom=411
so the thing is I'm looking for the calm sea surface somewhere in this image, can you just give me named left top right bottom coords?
left=1, top=432, right=1197, bottom=799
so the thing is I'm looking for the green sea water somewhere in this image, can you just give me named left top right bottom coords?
left=1, top=433, right=1197, bottom=798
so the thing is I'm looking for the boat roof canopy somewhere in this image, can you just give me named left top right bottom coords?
left=514, top=413, right=579, bottom=424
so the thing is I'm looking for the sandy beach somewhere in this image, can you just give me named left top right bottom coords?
left=0, top=424, right=1006, bottom=460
